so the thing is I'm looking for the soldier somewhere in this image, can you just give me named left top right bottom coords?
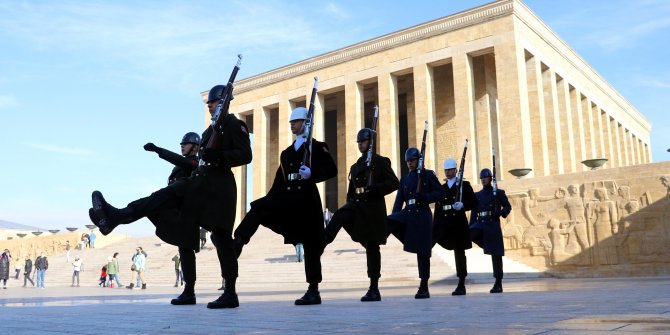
left=142, top=131, right=202, bottom=304
left=88, top=84, right=252, bottom=308
left=469, top=168, right=512, bottom=293
left=324, top=128, right=399, bottom=302
left=387, top=147, right=445, bottom=299
left=233, top=106, right=337, bottom=305
left=432, top=158, right=477, bottom=296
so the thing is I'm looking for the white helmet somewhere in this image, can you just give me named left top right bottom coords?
left=443, top=158, right=457, bottom=170
left=290, top=107, right=309, bottom=122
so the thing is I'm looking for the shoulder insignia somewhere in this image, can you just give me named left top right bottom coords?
left=240, top=125, right=248, bottom=135
left=323, top=146, right=329, bottom=153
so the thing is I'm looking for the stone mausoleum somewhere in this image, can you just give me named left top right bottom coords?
left=206, top=0, right=668, bottom=277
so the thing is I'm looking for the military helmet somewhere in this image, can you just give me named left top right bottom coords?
left=290, top=107, right=309, bottom=122
left=443, top=158, right=457, bottom=170
left=207, top=84, right=234, bottom=103
left=480, top=168, right=493, bottom=179
left=404, top=147, right=421, bottom=161
left=356, top=128, right=373, bottom=142
left=180, top=132, right=201, bottom=145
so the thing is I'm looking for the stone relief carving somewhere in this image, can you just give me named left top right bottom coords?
left=502, top=172, right=670, bottom=276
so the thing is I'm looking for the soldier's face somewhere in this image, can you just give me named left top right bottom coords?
left=406, top=159, right=418, bottom=171
left=481, top=176, right=492, bottom=186
left=290, top=120, right=305, bottom=135
left=181, top=143, right=198, bottom=156
left=445, top=168, right=456, bottom=179
left=206, top=100, right=218, bottom=116
left=357, top=140, right=370, bottom=154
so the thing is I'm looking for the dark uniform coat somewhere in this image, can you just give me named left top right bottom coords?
left=149, top=114, right=252, bottom=250
left=433, top=179, right=477, bottom=250
left=469, top=185, right=512, bottom=256
left=339, top=153, right=399, bottom=243
left=250, top=139, right=337, bottom=244
left=388, top=169, right=445, bottom=256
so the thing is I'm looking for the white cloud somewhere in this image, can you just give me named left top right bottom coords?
left=22, top=142, right=96, bottom=156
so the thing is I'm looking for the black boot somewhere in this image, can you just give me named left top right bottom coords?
left=141, top=283, right=147, bottom=290
left=126, top=283, right=134, bottom=289
left=361, top=278, right=381, bottom=302
left=171, top=290, right=196, bottom=305
left=452, top=277, right=466, bottom=296
left=91, top=191, right=136, bottom=235
left=414, top=279, right=430, bottom=299
left=295, top=283, right=321, bottom=305
left=207, top=277, right=239, bottom=309
left=490, top=279, right=502, bottom=294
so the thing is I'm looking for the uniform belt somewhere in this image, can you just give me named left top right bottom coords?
left=287, top=173, right=301, bottom=181
left=478, top=211, right=492, bottom=217
left=408, top=199, right=416, bottom=205
left=355, top=187, right=366, bottom=195
left=442, top=205, right=452, bottom=211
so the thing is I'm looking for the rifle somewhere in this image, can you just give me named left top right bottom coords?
left=199, top=54, right=242, bottom=167
left=492, top=146, right=498, bottom=210
left=455, top=139, right=468, bottom=202
left=366, top=105, right=379, bottom=187
left=301, top=77, right=319, bottom=168
left=415, top=121, right=428, bottom=194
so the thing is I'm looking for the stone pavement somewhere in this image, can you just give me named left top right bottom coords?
left=0, top=276, right=669, bottom=334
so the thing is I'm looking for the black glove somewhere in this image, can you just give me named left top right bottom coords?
left=201, top=148, right=222, bottom=164
left=144, top=142, right=158, bottom=152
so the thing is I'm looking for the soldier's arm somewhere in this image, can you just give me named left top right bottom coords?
left=391, top=180, right=405, bottom=213
left=463, top=181, right=478, bottom=211
left=498, top=189, right=512, bottom=218
left=309, top=142, right=337, bottom=183
left=155, top=148, right=198, bottom=169
left=375, top=156, right=400, bottom=196
left=220, top=118, right=253, bottom=168
left=423, top=171, right=446, bottom=203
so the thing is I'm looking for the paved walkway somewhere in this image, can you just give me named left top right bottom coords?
left=1, top=276, right=669, bottom=334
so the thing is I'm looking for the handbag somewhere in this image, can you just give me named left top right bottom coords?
left=131, top=264, right=137, bottom=271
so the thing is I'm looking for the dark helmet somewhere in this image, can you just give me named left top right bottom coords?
left=404, top=147, right=420, bottom=161
left=356, top=128, right=373, bottom=142
left=180, top=132, right=201, bottom=145
left=207, top=84, right=234, bottom=103
left=480, top=168, right=493, bottom=179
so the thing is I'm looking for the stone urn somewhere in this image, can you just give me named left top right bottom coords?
left=508, top=168, right=532, bottom=179
left=581, top=158, right=608, bottom=170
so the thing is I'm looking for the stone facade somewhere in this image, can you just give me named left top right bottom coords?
left=201, top=0, right=657, bottom=277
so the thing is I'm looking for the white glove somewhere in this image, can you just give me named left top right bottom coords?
left=298, top=165, right=311, bottom=180
left=452, top=201, right=464, bottom=211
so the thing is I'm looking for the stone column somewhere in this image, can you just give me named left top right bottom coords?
left=278, top=94, right=293, bottom=149
left=571, top=89, right=587, bottom=171
left=345, top=81, right=364, bottom=175
left=621, top=128, right=630, bottom=166
left=557, top=77, right=575, bottom=172
left=613, top=120, right=622, bottom=168
left=252, top=104, right=268, bottom=198
left=603, top=112, right=615, bottom=167
left=542, top=67, right=563, bottom=175
left=413, top=63, right=437, bottom=171
left=494, top=38, right=535, bottom=178
left=526, top=54, right=549, bottom=176
left=594, top=105, right=606, bottom=159
left=452, top=53, right=478, bottom=182
left=582, top=97, right=597, bottom=159
left=378, top=72, right=401, bottom=175
left=313, top=90, right=327, bottom=205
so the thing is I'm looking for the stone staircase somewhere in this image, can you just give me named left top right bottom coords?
left=4, top=225, right=541, bottom=290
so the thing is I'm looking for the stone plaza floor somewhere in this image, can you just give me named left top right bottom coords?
left=0, top=276, right=668, bottom=334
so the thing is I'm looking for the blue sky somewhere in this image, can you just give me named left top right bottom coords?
left=1, top=0, right=668, bottom=236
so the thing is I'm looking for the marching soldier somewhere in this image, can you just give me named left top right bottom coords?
left=324, top=128, right=399, bottom=302
left=387, top=147, right=445, bottom=299
left=89, top=84, right=252, bottom=308
left=469, top=168, right=512, bottom=293
left=233, top=107, right=337, bottom=305
left=432, top=158, right=477, bottom=296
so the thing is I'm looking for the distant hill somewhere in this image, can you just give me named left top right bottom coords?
left=0, top=219, right=40, bottom=231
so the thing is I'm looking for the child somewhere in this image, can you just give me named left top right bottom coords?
left=98, top=265, right=108, bottom=287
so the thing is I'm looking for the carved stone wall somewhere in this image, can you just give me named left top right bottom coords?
left=496, top=161, right=670, bottom=277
